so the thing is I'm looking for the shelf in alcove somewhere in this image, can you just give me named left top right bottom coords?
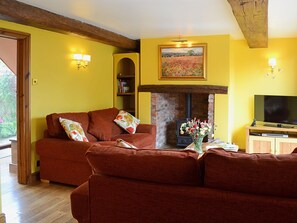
left=117, top=75, right=135, bottom=79
left=117, top=93, right=135, bottom=96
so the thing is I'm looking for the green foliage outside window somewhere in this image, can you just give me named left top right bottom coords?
left=0, top=60, right=17, bottom=138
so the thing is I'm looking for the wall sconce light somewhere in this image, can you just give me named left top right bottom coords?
left=171, top=35, right=192, bottom=47
left=266, top=57, right=281, bottom=79
left=73, top=54, right=91, bottom=70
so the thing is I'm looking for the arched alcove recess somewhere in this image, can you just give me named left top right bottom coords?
left=0, top=28, right=31, bottom=185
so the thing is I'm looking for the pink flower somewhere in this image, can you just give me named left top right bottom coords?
left=180, top=117, right=212, bottom=138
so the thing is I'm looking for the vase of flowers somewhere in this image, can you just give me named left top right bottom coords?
left=180, top=118, right=212, bottom=154
left=192, top=135, right=204, bottom=154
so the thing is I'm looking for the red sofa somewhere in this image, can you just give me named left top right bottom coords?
left=36, top=107, right=156, bottom=186
left=71, top=146, right=297, bottom=223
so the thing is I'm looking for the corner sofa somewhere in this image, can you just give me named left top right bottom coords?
left=36, top=107, right=156, bottom=186
left=71, top=146, right=297, bottom=223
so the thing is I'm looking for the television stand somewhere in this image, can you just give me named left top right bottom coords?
left=263, top=123, right=295, bottom=128
left=263, top=123, right=277, bottom=127
left=246, top=125, right=297, bottom=154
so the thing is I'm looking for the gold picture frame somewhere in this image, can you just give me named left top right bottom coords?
left=159, top=43, right=207, bottom=80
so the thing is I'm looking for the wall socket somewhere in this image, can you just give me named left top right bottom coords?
left=32, top=79, right=38, bottom=85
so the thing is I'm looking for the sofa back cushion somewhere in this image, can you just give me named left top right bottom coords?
left=88, top=108, right=123, bottom=141
left=203, top=149, right=297, bottom=198
left=46, top=112, right=97, bottom=142
left=86, top=145, right=202, bottom=186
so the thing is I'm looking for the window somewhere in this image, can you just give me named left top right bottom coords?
left=0, top=59, right=17, bottom=138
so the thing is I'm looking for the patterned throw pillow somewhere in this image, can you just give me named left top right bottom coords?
left=114, top=110, right=140, bottom=134
left=59, top=117, right=89, bottom=142
left=116, top=138, right=137, bottom=149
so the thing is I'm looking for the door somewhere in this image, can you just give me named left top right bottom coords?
left=0, top=28, right=31, bottom=184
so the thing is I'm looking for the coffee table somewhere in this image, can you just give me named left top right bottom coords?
left=185, top=142, right=239, bottom=153
left=185, top=142, right=207, bottom=152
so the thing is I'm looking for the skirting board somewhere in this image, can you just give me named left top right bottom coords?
left=28, top=171, right=40, bottom=185
left=0, top=213, right=6, bottom=223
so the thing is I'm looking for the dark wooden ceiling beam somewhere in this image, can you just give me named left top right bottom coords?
left=227, top=0, right=268, bottom=48
left=0, top=0, right=139, bottom=51
left=138, top=85, right=228, bottom=94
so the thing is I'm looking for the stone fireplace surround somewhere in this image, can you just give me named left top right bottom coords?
left=138, top=85, right=228, bottom=148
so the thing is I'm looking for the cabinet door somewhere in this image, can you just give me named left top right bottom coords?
left=247, top=136, right=275, bottom=153
left=275, top=138, right=297, bottom=154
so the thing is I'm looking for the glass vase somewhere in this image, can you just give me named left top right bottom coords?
left=193, top=136, right=204, bottom=154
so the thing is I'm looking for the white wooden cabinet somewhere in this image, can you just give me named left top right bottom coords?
left=246, top=126, right=297, bottom=154
left=248, top=135, right=275, bottom=154
left=275, top=138, right=297, bottom=154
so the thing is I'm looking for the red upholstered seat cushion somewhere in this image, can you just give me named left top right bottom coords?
left=46, top=112, right=97, bottom=142
left=203, top=148, right=297, bottom=198
left=88, top=107, right=123, bottom=141
left=86, top=145, right=201, bottom=186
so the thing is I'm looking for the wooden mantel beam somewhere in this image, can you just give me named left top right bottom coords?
left=227, top=0, right=268, bottom=48
left=138, top=85, right=228, bottom=94
left=0, top=0, right=139, bottom=51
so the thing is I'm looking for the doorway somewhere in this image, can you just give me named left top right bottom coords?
left=0, top=28, right=30, bottom=185
left=0, top=42, right=17, bottom=177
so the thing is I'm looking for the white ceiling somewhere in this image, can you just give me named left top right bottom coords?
left=16, top=0, right=297, bottom=40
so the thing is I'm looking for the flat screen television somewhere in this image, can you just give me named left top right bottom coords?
left=254, top=95, right=297, bottom=126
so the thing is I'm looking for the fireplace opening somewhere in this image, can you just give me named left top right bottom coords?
left=176, top=93, right=193, bottom=147
left=151, top=92, right=214, bottom=149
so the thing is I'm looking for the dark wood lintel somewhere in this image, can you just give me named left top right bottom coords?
left=138, top=85, right=228, bottom=94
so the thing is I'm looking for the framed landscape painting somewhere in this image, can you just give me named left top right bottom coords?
left=159, top=43, right=207, bottom=80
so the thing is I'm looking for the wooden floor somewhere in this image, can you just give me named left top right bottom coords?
left=0, top=149, right=78, bottom=223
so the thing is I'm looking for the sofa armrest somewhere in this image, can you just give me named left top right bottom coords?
left=136, top=124, right=156, bottom=135
left=71, top=181, right=90, bottom=223
left=36, top=138, right=97, bottom=185
left=36, top=138, right=94, bottom=159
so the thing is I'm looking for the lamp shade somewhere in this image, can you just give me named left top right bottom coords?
left=268, top=58, right=277, bottom=67
left=73, top=54, right=83, bottom=60
left=83, top=54, right=91, bottom=62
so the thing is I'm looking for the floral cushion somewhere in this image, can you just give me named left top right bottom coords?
left=59, top=117, right=89, bottom=142
left=114, top=110, right=140, bottom=134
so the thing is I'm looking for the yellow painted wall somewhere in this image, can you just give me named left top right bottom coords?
left=140, top=36, right=297, bottom=149
left=232, top=38, right=297, bottom=148
left=1, top=18, right=295, bottom=170
left=0, top=20, right=119, bottom=172
left=140, top=35, right=232, bottom=142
